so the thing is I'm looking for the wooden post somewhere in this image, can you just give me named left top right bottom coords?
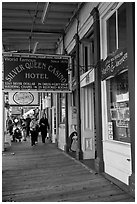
left=74, top=33, right=83, bottom=160
left=55, top=93, right=60, bottom=146
left=62, top=40, right=69, bottom=153
left=64, top=93, right=69, bottom=152
left=50, top=93, right=53, bottom=142
left=90, top=8, right=104, bottom=172
left=2, top=92, right=5, bottom=152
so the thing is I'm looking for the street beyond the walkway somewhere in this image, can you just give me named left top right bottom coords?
left=2, top=137, right=134, bottom=202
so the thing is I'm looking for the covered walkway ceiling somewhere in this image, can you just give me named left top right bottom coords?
left=2, top=2, right=84, bottom=55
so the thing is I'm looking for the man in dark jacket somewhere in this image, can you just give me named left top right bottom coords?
left=39, top=113, right=50, bottom=143
left=25, top=114, right=31, bottom=137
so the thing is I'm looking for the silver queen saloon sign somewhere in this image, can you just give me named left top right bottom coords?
left=13, top=92, right=34, bottom=105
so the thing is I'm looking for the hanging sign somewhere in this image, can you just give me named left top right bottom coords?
left=101, top=48, right=128, bottom=80
left=8, top=92, right=39, bottom=106
left=3, top=53, right=71, bottom=92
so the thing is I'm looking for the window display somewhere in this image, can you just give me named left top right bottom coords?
left=106, top=71, right=130, bottom=143
left=105, top=3, right=130, bottom=143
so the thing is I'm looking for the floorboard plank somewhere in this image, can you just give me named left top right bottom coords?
left=2, top=139, right=134, bottom=202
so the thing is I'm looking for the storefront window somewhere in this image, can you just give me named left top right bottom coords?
left=118, top=3, right=126, bottom=49
left=107, top=12, right=116, bottom=54
left=107, top=3, right=126, bottom=54
left=82, top=40, right=94, bottom=75
left=106, top=71, right=130, bottom=143
left=105, top=3, right=130, bottom=143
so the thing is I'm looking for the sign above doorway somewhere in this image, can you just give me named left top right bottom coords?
left=3, top=53, right=72, bottom=92
left=101, top=48, right=128, bottom=80
left=9, top=92, right=39, bottom=106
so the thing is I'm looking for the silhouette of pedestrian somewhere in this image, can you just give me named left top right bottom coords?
left=22, top=119, right=27, bottom=141
left=30, top=116, right=39, bottom=146
left=25, top=114, right=31, bottom=137
left=6, top=116, right=14, bottom=136
left=39, top=113, right=50, bottom=143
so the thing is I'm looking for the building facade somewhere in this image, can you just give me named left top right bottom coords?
left=54, top=2, right=135, bottom=196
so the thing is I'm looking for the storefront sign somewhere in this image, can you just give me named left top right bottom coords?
left=3, top=54, right=71, bottom=92
left=101, top=48, right=128, bottom=80
left=9, top=92, right=39, bottom=106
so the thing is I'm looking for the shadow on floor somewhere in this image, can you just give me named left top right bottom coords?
left=68, top=151, right=95, bottom=171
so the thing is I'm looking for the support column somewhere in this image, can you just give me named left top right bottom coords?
left=64, top=93, right=69, bottom=152
left=74, top=33, right=83, bottom=160
left=91, top=8, right=104, bottom=172
left=2, top=92, right=5, bottom=152
left=62, top=40, right=69, bottom=153
left=55, top=93, right=60, bottom=147
left=50, top=93, right=53, bottom=142
left=126, top=3, right=135, bottom=197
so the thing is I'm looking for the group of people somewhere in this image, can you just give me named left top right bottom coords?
left=6, top=113, right=50, bottom=146
left=30, top=113, right=50, bottom=146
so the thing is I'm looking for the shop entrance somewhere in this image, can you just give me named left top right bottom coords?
left=81, top=82, right=96, bottom=159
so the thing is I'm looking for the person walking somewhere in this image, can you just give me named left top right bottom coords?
left=6, top=116, right=14, bottom=136
left=30, top=116, right=39, bottom=146
left=35, top=118, right=39, bottom=144
left=21, top=119, right=27, bottom=141
left=39, top=113, right=50, bottom=143
left=25, top=114, right=31, bottom=137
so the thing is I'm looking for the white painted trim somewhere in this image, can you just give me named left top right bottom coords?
left=101, top=80, right=108, bottom=141
left=100, top=2, right=132, bottom=185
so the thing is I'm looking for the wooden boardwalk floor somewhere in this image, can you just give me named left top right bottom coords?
left=2, top=137, right=134, bottom=202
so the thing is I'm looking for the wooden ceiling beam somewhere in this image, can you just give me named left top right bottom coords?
left=3, top=28, right=64, bottom=35
left=3, top=18, right=68, bottom=25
